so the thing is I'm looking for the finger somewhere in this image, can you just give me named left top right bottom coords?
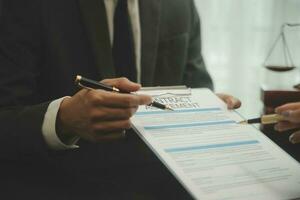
left=94, top=130, right=127, bottom=142
left=216, top=93, right=241, bottom=109
left=101, top=77, right=141, bottom=93
left=90, top=107, right=138, bottom=121
left=92, top=90, right=152, bottom=108
left=274, top=121, right=300, bottom=132
left=289, top=130, right=300, bottom=144
left=275, top=109, right=300, bottom=123
left=92, top=119, right=132, bottom=133
left=275, top=102, right=300, bottom=114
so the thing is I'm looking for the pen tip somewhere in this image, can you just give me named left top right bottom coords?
left=165, top=106, right=174, bottom=111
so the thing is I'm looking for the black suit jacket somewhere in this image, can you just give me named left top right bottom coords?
left=0, top=0, right=212, bottom=198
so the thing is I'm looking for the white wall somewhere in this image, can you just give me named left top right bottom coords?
left=195, top=0, right=300, bottom=117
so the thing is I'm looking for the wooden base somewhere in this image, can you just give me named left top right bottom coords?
left=261, top=89, right=300, bottom=114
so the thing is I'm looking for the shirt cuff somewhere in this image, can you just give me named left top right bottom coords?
left=42, top=97, right=80, bottom=150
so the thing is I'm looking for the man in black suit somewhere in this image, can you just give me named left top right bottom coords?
left=0, top=0, right=2, bottom=17
left=0, top=0, right=240, bottom=199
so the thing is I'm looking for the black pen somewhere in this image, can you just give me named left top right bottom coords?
left=75, top=75, right=174, bottom=111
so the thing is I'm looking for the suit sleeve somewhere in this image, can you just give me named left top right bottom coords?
left=182, top=0, right=214, bottom=89
left=0, top=0, right=51, bottom=160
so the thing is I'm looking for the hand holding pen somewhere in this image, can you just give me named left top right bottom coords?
left=75, top=75, right=173, bottom=111
left=56, top=77, right=153, bottom=144
left=240, top=102, right=300, bottom=144
left=275, top=102, right=300, bottom=144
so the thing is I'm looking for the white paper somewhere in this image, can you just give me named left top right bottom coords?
left=132, top=88, right=300, bottom=200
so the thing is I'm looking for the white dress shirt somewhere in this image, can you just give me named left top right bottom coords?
left=42, top=0, right=141, bottom=150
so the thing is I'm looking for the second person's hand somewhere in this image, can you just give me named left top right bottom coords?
left=275, top=102, right=300, bottom=144
left=216, top=93, right=241, bottom=110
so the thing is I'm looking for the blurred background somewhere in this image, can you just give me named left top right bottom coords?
left=1, top=1, right=299, bottom=118
left=195, top=0, right=300, bottom=118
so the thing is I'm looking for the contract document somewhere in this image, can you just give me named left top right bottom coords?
left=132, top=88, right=300, bottom=200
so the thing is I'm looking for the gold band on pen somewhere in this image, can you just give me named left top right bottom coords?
left=111, top=87, right=120, bottom=92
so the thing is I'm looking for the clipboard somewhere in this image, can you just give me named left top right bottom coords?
left=132, top=88, right=300, bottom=200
